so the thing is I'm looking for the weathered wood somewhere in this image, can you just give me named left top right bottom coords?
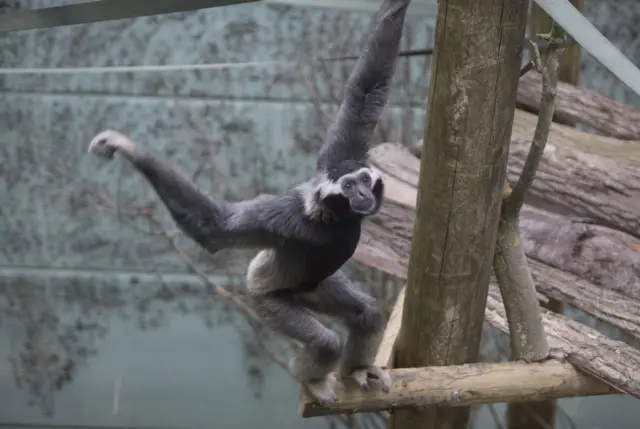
left=494, top=40, right=562, bottom=365
left=412, top=125, right=640, bottom=238
left=299, top=360, right=614, bottom=417
left=374, top=286, right=404, bottom=368
left=389, top=1, right=530, bottom=429
left=517, top=73, right=640, bottom=141
left=511, top=109, right=640, bottom=167
left=520, top=206, right=640, bottom=300
left=508, top=135, right=640, bottom=238
left=354, top=143, right=640, bottom=401
left=509, top=31, right=570, bottom=429
left=365, top=143, right=640, bottom=343
left=486, top=286, right=640, bottom=398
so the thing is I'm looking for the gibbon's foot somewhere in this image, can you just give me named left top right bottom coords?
left=343, top=366, right=391, bottom=393
left=305, top=373, right=339, bottom=405
left=88, top=129, right=137, bottom=160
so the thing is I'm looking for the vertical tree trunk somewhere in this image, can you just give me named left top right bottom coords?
left=389, top=1, right=530, bottom=428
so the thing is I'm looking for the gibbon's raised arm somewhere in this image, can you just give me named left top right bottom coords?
left=316, top=0, right=410, bottom=171
left=88, top=130, right=330, bottom=253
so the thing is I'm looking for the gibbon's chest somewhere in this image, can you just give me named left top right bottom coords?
left=305, top=221, right=362, bottom=279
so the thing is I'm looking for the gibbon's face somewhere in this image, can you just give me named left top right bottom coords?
left=319, top=161, right=385, bottom=218
left=317, top=160, right=385, bottom=219
left=339, top=167, right=382, bottom=215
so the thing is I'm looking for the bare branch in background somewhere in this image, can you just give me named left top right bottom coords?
left=506, top=40, right=565, bottom=216
left=493, top=30, right=566, bottom=429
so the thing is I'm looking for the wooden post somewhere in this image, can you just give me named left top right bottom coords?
left=389, top=1, right=530, bottom=428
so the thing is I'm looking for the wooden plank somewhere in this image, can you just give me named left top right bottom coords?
left=373, top=287, right=404, bottom=368
left=300, top=360, right=614, bottom=417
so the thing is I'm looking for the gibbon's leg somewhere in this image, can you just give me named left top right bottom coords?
left=296, top=271, right=390, bottom=393
left=245, top=291, right=343, bottom=404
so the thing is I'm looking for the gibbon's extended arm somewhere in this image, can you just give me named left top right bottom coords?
left=316, top=0, right=410, bottom=171
left=88, top=130, right=330, bottom=253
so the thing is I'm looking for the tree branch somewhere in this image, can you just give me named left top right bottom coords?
left=491, top=36, right=565, bottom=366
left=506, top=39, right=565, bottom=215
left=492, top=30, right=566, bottom=429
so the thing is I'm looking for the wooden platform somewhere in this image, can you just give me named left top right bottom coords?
left=299, top=113, right=640, bottom=415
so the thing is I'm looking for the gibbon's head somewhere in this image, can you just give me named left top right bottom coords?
left=317, top=160, right=385, bottom=219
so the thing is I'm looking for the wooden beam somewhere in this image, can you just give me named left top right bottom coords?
left=299, top=360, right=614, bottom=417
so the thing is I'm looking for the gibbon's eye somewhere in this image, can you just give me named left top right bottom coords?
left=343, top=178, right=356, bottom=191
left=361, top=174, right=370, bottom=184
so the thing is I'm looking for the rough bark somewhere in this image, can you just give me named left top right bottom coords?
left=506, top=29, right=569, bottom=429
left=494, top=40, right=561, bottom=365
left=493, top=216, right=549, bottom=359
left=359, top=143, right=640, bottom=344
left=507, top=136, right=640, bottom=238
left=389, top=1, right=530, bottom=429
left=350, top=181, right=640, bottom=403
left=485, top=285, right=640, bottom=399
left=510, top=109, right=640, bottom=167
left=411, top=127, right=640, bottom=238
left=517, top=72, right=640, bottom=141
left=520, top=206, right=640, bottom=300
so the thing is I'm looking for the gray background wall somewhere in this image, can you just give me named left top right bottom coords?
left=0, top=1, right=639, bottom=428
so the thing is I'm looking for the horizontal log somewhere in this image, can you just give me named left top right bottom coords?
left=374, top=143, right=640, bottom=305
left=517, top=72, right=640, bottom=141
left=520, top=206, right=640, bottom=301
left=412, top=112, right=640, bottom=238
left=351, top=143, right=640, bottom=401
left=510, top=109, right=640, bottom=167
left=299, top=360, right=614, bottom=417
left=507, top=136, right=640, bottom=239
left=365, top=144, right=640, bottom=343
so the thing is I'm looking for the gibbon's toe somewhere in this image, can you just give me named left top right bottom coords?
left=344, top=366, right=391, bottom=394
left=306, top=374, right=339, bottom=405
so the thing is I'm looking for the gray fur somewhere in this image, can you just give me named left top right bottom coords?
left=87, top=0, right=410, bottom=405
left=316, top=0, right=411, bottom=172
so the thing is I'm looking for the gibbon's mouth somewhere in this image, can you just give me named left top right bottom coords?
left=351, top=195, right=376, bottom=214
